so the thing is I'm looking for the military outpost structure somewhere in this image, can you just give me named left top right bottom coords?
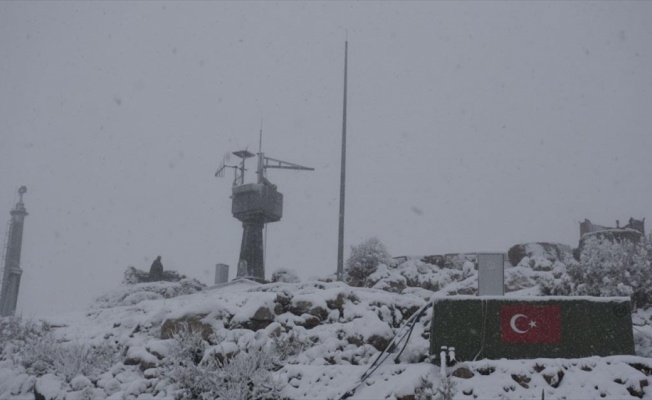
left=215, top=132, right=313, bottom=283
left=580, top=217, right=645, bottom=242
left=575, top=217, right=646, bottom=259
left=0, top=186, right=29, bottom=317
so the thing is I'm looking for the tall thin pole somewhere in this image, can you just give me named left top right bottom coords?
left=337, top=41, right=348, bottom=281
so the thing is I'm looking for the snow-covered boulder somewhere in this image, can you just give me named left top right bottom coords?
left=507, top=242, right=574, bottom=267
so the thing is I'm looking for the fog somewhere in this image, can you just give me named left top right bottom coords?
left=1, top=2, right=651, bottom=316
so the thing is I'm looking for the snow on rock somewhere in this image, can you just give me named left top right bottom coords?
left=229, top=291, right=278, bottom=330
left=281, top=363, right=438, bottom=399
left=69, top=375, right=92, bottom=391
left=34, top=374, right=65, bottom=400
left=0, top=362, right=34, bottom=399
left=508, top=242, right=575, bottom=267
left=2, top=259, right=652, bottom=399
left=451, top=356, right=652, bottom=399
left=124, top=346, right=160, bottom=370
left=121, top=291, right=164, bottom=306
left=93, top=279, right=205, bottom=309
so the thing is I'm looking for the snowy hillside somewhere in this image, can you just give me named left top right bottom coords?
left=2, top=255, right=652, bottom=399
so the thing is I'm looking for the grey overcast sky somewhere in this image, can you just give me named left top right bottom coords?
left=1, top=2, right=651, bottom=316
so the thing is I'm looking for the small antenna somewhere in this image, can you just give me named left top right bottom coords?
left=214, top=153, right=232, bottom=178
left=257, top=118, right=265, bottom=184
left=259, top=117, right=264, bottom=154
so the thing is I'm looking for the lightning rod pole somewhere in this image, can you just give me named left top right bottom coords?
left=337, top=41, right=348, bottom=281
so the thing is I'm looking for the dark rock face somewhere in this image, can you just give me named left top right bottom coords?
left=507, top=245, right=527, bottom=267
left=245, top=306, right=276, bottom=331
left=289, top=301, right=328, bottom=321
left=297, top=314, right=321, bottom=329
left=367, top=334, right=391, bottom=352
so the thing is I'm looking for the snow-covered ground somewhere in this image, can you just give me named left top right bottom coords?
left=2, top=253, right=652, bottom=399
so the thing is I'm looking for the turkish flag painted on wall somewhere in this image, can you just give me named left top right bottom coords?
left=500, top=304, right=561, bottom=344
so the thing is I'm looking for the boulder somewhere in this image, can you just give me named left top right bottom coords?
left=296, top=314, right=321, bottom=330
left=367, top=334, right=391, bottom=352
left=290, top=300, right=328, bottom=321
left=508, top=243, right=573, bottom=267
left=34, top=374, right=64, bottom=400
left=246, top=305, right=276, bottom=331
left=124, top=346, right=159, bottom=370
left=452, top=366, right=475, bottom=379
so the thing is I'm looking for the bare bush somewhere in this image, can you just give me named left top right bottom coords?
left=165, top=323, right=287, bottom=400
left=0, top=316, right=49, bottom=361
left=209, top=346, right=283, bottom=400
left=21, top=334, right=117, bottom=382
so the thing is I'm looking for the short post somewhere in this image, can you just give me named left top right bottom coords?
left=440, top=346, right=448, bottom=377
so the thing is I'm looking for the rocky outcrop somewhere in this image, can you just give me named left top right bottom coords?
left=507, top=243, right=573, bottom=267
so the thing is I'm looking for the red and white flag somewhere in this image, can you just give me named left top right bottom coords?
left=500, top=304, right=561, bottom=344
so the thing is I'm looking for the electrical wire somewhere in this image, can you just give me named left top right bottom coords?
left=338, top=299, right=434, bottom=400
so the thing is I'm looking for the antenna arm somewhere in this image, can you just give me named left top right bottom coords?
left=263, top=156, right=315, bottom=171
left=215, top=164, right=239, bottom=177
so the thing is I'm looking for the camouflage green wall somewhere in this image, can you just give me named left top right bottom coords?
left=430, top=297, right=634, bottom=361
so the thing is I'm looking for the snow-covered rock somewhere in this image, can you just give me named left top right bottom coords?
left=2, top=258, right=652, bottom=399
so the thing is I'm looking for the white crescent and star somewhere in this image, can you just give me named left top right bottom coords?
left=510, top=314, right=537, bottom=334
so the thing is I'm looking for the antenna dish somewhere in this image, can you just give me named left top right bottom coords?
left=233, top=150, right=255, bottom=159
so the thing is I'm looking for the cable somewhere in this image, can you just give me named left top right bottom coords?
left=393, top=304, right=429, bottom=362
left=338, top=299, right=434, bottom=400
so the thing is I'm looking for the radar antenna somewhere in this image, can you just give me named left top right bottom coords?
left=215, top=149, right=255, bottom=187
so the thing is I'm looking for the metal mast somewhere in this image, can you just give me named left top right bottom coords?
left=337, top=41, right=348, bottom=281
left=0, top=186, right=28, bottom=317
